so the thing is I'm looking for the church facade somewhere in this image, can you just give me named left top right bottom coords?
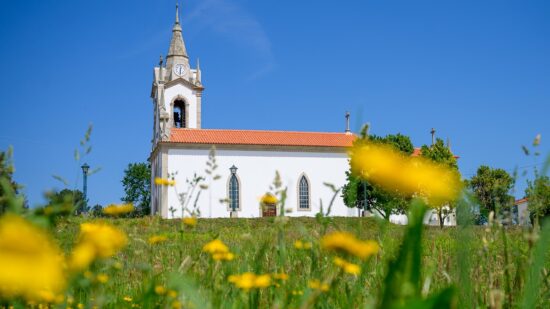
left=149, top=6, right=356, bottom=219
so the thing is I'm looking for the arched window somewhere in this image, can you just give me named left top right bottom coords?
left=228, top=173, right=240, bottom=211
left=298, top=175, right=310, bottom=210
left=173, top=99, right=186, bottom=128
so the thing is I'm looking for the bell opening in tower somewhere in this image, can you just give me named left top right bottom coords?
left=173, top=99, right=186, bottom=128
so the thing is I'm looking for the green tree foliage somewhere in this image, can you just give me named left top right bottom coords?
left=342, top=128, right=414, bottom=220
left=468, top=165, right=514, bottom=223
left=420, top=138, right=460, bottom=227
left=0, top=148, right=25, bottom=214
left=525, top=174, right=550, bottom=224
left=44, top=189, right=86, bottom=215
left=89, top=204, right=104, bottom=217
left=121, top=162, right=151, bottom=217
left=420, top=138, right=458, bottom=170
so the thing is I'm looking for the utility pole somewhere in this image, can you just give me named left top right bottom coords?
left=430, top=128, right=436, bottom=146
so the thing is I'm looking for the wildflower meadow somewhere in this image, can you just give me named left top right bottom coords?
left=0, top=136, right=549, bottom=308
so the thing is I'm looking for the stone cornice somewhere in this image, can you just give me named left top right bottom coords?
left=158, top=142, right=350, bottom=154
left=164, top=77, right=205, bottom=91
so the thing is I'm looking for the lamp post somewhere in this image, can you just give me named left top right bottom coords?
left=81, top=163, right=90, bottom=211
left=229, top=165, right=238, bottom=218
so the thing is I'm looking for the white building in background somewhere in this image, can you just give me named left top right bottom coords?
left=149, top=6, right=355, bottom=218
left=148, top=6, right=459, bottom=225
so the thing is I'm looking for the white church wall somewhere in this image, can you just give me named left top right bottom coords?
left=164, top=83, right=198, bottom=129
left=164, top=147, right=356, bottom=218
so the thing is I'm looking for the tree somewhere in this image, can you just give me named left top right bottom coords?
left=121, top=162, right=151, bottom=217
left=468, top=165, right=514, bottom=224
left=45, top=189, right=87, bottom=215
left=420, top=138, right=460, bottom=227
left=0, top=148, right=23, bottom=214
left=89, top=204, right=104, bottom=217
left=342, top=128, right=413, bottom=220
left=525, top=174, right=550, bottom=225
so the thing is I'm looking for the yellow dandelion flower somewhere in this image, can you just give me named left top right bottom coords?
left=167, top=290, right=178, bottom=298
left=260, top=193, right=278, bottom=205
left=123, top=296, right=133, bottom=302
left=350, top=143, right=462, bottom=205
left=155, top=177, right=176, bottom=186
left=321, top=231, right=379, bottom=260
left=69, top=222, right=128, bottom=271
left=294, top=240, right=312, bottom=250
left=96, top=274, right=109, bottom=283
left=154, top=285, right=166, bottom=295
left=148, top=235, right=168, bottom=245
left=308, top=279, right=330, bottom=292
left=171, top=300, right=182, bottom=309
left=333, top=257, right=361, bottom=275
left=212, top=252, right=235, bottom=261
left=228, top=273, right=272, bottom=291
left=182, top=216, right=197, bottom=227
left=202, top=239, right=229, bottom=254
left=77, top=303, right=84, bottom=309
left=254, top=274, right=272, bottom=288
left=103, top=203, right=134, bottom=216
left=0, top=214, right=66, bottom=302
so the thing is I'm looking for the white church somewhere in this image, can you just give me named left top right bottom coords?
left=149, top=6, right=457, bottom=225
left=150, top=6, right=356, bottom=219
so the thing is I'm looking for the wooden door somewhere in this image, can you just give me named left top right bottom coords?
left=262, top=203, right=276, bottom=217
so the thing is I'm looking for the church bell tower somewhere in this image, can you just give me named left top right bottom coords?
left=151, top=3, right=204, bottom=146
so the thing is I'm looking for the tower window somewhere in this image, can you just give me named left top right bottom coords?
left=298, top=175, right=310, bottom=210
left=173, top=99, right=186, bottom=128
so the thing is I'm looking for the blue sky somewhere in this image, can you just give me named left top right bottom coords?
left=0, top=0, right=548, bottom=207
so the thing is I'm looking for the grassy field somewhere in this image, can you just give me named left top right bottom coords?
left=46, top=213, right=547, bottom=309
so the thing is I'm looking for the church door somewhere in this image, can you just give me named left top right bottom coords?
left=262, top=203, right=276, bottom=217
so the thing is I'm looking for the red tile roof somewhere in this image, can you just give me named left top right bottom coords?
left=169, top=128, right=356, bottom=148
left=515, top=198, right=528, bottom=205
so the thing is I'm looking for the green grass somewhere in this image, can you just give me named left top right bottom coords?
left=49, top=214, right=548, bottom=308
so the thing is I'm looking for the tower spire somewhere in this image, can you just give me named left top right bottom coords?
left=166, top=2, right=188, bottom=69
left=175, top=2, right=180, bottom=24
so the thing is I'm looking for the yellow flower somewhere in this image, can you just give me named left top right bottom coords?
left=294, top=240, right=312, bottom=250
left=103, top=203, right=134, bottom=216
left=212, top=252, right=235, bottom=261
left=202, top=239, right=229, bottom=254
left=254, top=274, right=272, bottom=288
left=182, top=216, right=197, bottom=227
left=154, top=177, right=176, bottom=186
left=96, top=274, right=109, bottom=283
left=123, top=296, right=133, bottom=302
left=167, top=290, right=178, bottom=298
left=77, top=303, right=84, bottom=309
left=260, top=193, right=278, bottom=204
left=321, top=231, right=379, bottom=260
left=0, top=214, right=66, bottom=302
left=228, top=273, right=272, bottom=291
left=69, top=222, right=128, bottom=271
left=308, top=279, right=329, bottom=292
left=154, top=285, right=166, bottom=295
left=148, top=235, right=168, bottom=245
left=272, top=273, right=289, bottom=281
left=291, top=290, right=304, bottom=295
left=350, top=143, right=462, bottom=205
left=333, top=257, right=361, bottom=275
left=171, top=300, right=182, bottom=309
